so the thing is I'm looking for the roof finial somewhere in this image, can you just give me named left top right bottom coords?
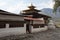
left=30, top=0, right=33, bottom=6
left=28, top=0, right=36, bottom=9
left=30, top=1, right=33, bottom=6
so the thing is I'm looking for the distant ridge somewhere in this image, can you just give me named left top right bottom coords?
left=41, top=8, right=60, bottom=18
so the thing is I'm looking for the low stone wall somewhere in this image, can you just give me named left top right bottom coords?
left=31, top=26, right=48, bottom=33
left=0, top=24, right=26, bottom=37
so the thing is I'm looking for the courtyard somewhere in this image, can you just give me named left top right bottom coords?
left=0, top=28, right=60, bottom=40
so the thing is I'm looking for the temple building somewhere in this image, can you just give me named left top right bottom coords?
left=21, top=4, right=52, bottom=33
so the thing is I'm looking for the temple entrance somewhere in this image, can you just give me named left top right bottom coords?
left=26, top=24, right=30, bottom=33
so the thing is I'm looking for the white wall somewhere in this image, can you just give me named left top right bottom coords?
left=33, top=18, right=45, bottom=24
left=31, top=26, right=48, bottom=33
left=0, top=24, right=26, bottom=37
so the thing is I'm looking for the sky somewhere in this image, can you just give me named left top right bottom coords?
left=0, top=0, right=54, bottom=14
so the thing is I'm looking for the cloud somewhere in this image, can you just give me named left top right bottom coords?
left=6, top=1, right=28, bottom=14
left=0, top=2, right=7, bottom=7
left=36, top=0, right=54, bottom=9
left=0, top=0, right=54, bottom=14
left=0, top=0, right=9, bottom=10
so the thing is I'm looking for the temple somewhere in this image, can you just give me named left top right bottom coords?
left=21, top=4, right=52, bottom=33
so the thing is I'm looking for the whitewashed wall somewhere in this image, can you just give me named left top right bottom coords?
left=33, top=18, right=45, bottom=24
left=33, top=20, right=45, bottom=24
left=0, top=24, right=26, bottom=37
left=30, top=26, right=48, bottom=33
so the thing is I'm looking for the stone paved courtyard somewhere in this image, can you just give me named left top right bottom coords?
left=0, top=28, right=60, bottom=40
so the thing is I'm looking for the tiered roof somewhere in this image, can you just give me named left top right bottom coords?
left=22, top=4, right=51, bottom=18
left=23, top=4, right=41, bottom=13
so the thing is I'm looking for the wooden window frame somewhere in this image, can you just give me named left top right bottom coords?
left=33, top=24, right=40, bottom=28
left=9, top=23, right=24, bottom=28
left=0, top=23, right=6, bottom=28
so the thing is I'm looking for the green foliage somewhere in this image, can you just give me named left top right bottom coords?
left=53, top=0, right=60, bottom=13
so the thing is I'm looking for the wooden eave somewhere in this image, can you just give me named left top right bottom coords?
left=0, top=21, right=25, bottom=23
left=22, top=12, right=51, bottom=18
left=23, top=9, right=41, bottom=12
left=0, top=10, right=23, bottom=17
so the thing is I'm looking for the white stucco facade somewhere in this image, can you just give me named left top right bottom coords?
left=0, top=24, right=26, bottom=37
left=29, top=25, right=48, bottom=33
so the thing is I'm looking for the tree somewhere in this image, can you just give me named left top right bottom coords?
left=53, top=0, right=60, bottom=13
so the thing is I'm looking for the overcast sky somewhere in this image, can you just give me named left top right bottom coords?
left=0, top=0, right=54, bottom=14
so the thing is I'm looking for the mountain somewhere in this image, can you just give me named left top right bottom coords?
left=41, top=8, right=60, bottom=22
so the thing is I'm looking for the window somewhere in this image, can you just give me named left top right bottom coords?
left=33, top=24, right=39, bottom=28
left=40, top=24, right=45, bottom=28
left=33, top=24, right=45, bottom=28
left=0, top=23, right=5, bottom=28
left=9, top=23, right=24, bottom=28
